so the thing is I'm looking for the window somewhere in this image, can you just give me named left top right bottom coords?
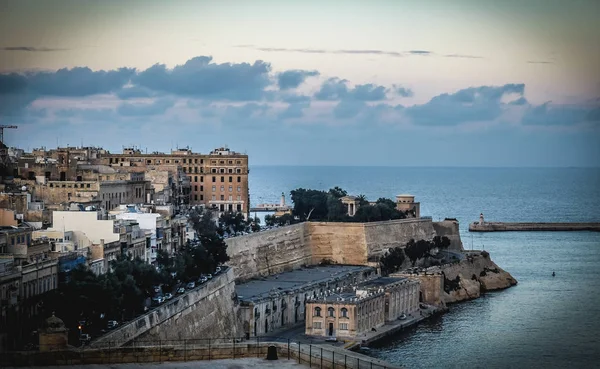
left=212, top=176, right=216, bottom=182
left=212, top=168, right=217, bottom=173
left=228, top=186, right=233, bottom=192
left=194, top=176, right=198, bottom=182
left=328, top=307, right=335, bottom=317
left=237, top=176, right=241, bottom=183
left=200, top=195, right=204, bottom=200
left=220, top=168, right=225, bottom=173
left=236, top=168, right=241, bottom=173
left=237, top=186, right=241, bottom=192
left=237, top=195, right=241, bottom=201
left=200, top=185, right=204, bottom=191
left=339, top=323, right=348, bottom=330
left=341, top=308, right=348, bottom=318
left=212, top=195, right=216, bottom=201
left=228, top=195, right=233, bottom=201
left=200, top=176, right=204, bottom=182
left=236, top=160, right=241, bottom=164
left=194, top=194, right=198, bottom=201
left=220, top=185, right=224, bottom=191
left=212, top=186, right=216, bottom=192
left=313, top=322, right=322, bottom=329
left=228, top=168, right=233, bottom=173
left=228, top=160, right=233, bottom=164
left=229, top=176, right=232, bottom=182
left=314, top=307, right=321, bottom=317
left=236, top=204, right=242, bottom=211
left=194, top=185, right=198, bottom=191
left=220, top=195, right=225, bottom=201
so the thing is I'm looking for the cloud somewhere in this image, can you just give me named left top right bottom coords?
left=277, top=70, right=319, bottom=90
left=314, top=78, right=388, bottom=101
left=333, top=100, right=367, bottom=119
left=443, top=54, right=484, bottom=59
left=115, top=86, right=159, bottom=100
left=394, top=86, right=414, bottom=98
left=1, top=46, right=68, bottom=52
left=53, top=108, right=117, bottom=122
left=509, top=97, right=528, bottom=105
left=527, top=61, right=553, bottom=64
left=521, top=102, right=599, bottom=126
left=236, top=45, right=404, bottom=58
left=408, top=50, right=432, bottom=55
left=279, top=101, right=310, bottom=119
left=117, top=98, right=175, bottom=117
left=222, top=103, right=270, bottom=124
left=133, top=56, right=272, bottom=101
left=406, top=83, right=525, bottom=125
left=282, top=94, right=311, bottom=103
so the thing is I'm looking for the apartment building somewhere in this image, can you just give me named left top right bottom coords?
left=100, top=147, right=249, bottom=218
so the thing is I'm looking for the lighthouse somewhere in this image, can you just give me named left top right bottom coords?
left=280, top=192, right=285, bottom=208
left=480, top=213, right=485, bottom=225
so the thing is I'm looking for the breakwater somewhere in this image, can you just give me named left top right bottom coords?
left=469, top=222, right=600, bottom=232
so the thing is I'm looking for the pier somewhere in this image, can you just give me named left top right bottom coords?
left=469, top=222, right=600, bottom=232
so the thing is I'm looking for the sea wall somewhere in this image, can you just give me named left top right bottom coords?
left=364, top=218, right=438, bottom=257
left=226, top=222, right=311, bottom=282
left=469, top=221, right=600, bottom=232
left=90, top=268, right=241, bottom=347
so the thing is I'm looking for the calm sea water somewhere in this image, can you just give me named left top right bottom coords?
left=249, top=166, right=600, bottom=369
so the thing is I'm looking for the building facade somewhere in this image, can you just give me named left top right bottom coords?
left=99, top=147, right=249, bottom=217
left=236, top=265, right=378, bottom=338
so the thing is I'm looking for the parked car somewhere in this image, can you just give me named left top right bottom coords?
left=177, top=287, right=185, bottom=294
left=186, top=281, right=196, bottom=289
left=215, top=266, right=222, bottom=274
left=198, top=276, right=208, bottom=284
left=151, top=296, right=164, bottom=306
left=326, top=337, right=337, bottom=342
left=107, top=320, right=119, bottom=330
left=206, top=274, right=213, bottom=280
left=399, top=313, right=407, bottom=320
left=164, top=293, right=173, bottom=300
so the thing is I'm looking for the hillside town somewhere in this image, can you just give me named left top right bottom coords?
left=0, top=137, right=251, bottom=350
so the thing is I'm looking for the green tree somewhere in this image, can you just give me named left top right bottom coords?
left=290, top=188, right=329, bottom=221
left=328, top=186, right=347, bottom=199
left=218, top=211, right=248, bottom=235
left=380, top=247, right=407, bottom=275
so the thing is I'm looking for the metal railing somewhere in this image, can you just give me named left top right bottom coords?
left=0, top=336, right=396, bottom=369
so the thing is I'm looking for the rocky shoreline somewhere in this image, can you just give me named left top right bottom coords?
left=439, top=251, right=517, bottom=304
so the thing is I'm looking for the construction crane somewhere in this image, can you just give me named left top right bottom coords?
left=0, top=125, right=18, bottom=144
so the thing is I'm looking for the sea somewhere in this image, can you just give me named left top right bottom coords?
left=249, top=166, right=600, bottom=369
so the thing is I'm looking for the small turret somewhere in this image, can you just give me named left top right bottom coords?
left=480, top=213, right=485, bottom=225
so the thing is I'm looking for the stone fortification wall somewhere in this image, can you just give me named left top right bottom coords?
left=364, top=218, right=437, bottom=258
left=227, top=218, right=457, bottom=281
left=307, top=222, right=367, bottom=265
left=431, top=220, right=464, bottom=251
left=90, top=268, right=240, bottom=347
left=225, top=222, right=311, bottom=282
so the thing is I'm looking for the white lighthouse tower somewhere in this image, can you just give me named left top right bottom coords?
left=479, top=213, right=485, bottom=225
left=279, top=192, right=285, bottom=208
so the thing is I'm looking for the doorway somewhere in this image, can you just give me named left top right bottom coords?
left=328, top=323, right=334, bottom=336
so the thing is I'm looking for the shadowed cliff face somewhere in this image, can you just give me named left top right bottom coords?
left=439, top=253, right=518, bottom=304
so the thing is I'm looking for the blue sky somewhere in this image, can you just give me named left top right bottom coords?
left=0, top=0, right=599, bottom=166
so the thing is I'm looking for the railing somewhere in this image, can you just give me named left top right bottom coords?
left=0, top=336, right=396, bottom=369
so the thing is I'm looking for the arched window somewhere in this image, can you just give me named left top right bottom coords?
left=341, top=308, right=348, bottom=318
left=314, top=307, right=321, bottom=317
left=328, top=307, right=335, bottom=317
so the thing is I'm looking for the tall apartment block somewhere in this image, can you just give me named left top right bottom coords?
left=100, top=147, right=249, bottom=218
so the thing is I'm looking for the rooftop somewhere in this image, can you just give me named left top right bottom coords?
left=235, top=265, right=374, bottom=302
left=356, top=277, right=407, bottom=289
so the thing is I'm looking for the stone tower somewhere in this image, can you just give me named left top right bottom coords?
left=39, top=312, right=69, bottom=352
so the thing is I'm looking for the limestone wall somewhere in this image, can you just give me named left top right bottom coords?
left=307, top=222, right=367, bottom=265
left=90, top=268, right=241, bottom=347
left=227, top=218, right=461, bottom=281
left=364, top=218, right=436, bottom=258
left=225, top=222, right=311, bottom=281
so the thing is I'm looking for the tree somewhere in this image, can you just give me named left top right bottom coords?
left=356, top=194, right=369, bottom=207
left=326, top=194, right=346, bottom=221
left=250, top=216, right=261, bottom=232
left=290, top=188, right=329, bottom=221
left=380, top=247, right=406, bottom=275
left=218, top=211, right=248, bottom=235
left=328, top=186, right=347, bottom=199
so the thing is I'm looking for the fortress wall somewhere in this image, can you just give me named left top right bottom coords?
left=363, top=218, right=436, bottom=258
left=225, top=222, right=312, bottom=281
left=226, top=218, right=457, bottom=281
left=307, top=222, right=368, bottom=265
left=431, top=220, right=464, bottom=251
left=91, top=268, right=240, bottom=347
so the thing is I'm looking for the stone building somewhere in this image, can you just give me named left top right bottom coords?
left=395, top=194, right=420, bottom=218
left=392, top=271, right=444, bottom=307
left=99, top=147, right=249, bottom=218
left=304, top=276, right=420, bottom=339
left=236, top=265, right=378, bottom=338
left=39, top=313, right=69, bottom=352
left=305, top=290, right=385, bottom=339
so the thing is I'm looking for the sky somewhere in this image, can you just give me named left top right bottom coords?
left=1, top=0, right=599, bottom=167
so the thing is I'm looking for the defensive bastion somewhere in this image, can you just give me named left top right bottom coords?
left=226, top=218, right=464, bottom=282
